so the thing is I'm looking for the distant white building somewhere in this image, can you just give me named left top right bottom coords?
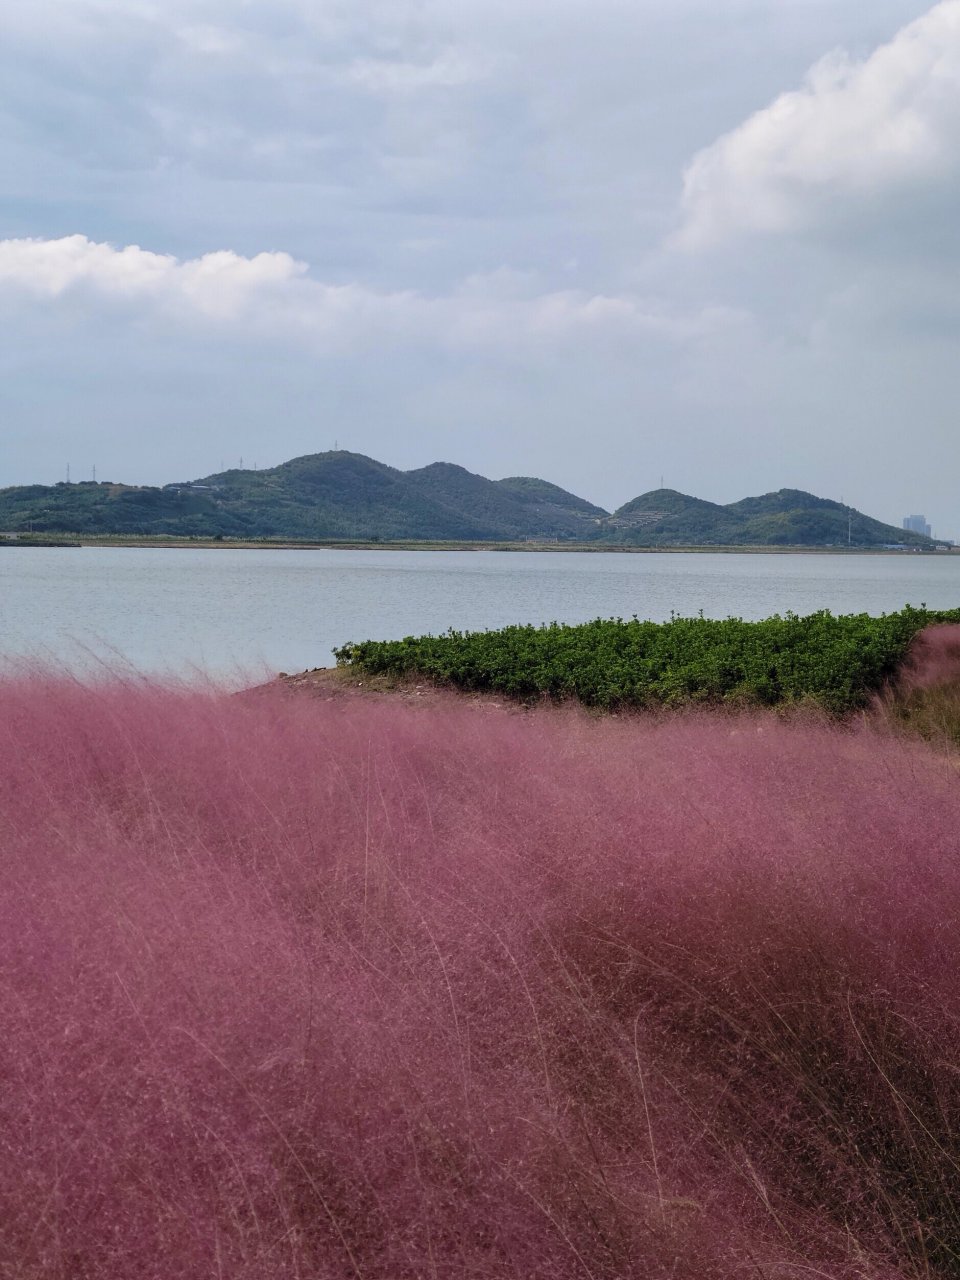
left=903, top=514, right=932, bottom=538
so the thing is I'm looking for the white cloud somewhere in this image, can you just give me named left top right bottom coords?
left=675, top=0, right=960, bottom=249
left=0, top=235, right=729, bottom=350
left=0, top=236, right=306, bottom=320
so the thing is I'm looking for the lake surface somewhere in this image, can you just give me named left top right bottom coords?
left=3, top=546, right=960, bottom=683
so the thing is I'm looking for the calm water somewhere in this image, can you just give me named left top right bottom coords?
left=3, top=546, right=960, bottom=682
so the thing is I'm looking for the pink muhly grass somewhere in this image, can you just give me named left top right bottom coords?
left=875, top=623, right=960, bottom=750
left=2, top=674, right=960, bottom=1276
left=893, top=623, right=960, bottom=695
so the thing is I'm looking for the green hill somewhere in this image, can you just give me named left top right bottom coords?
left=0, top=481, right=237, bottom=538
left=495, top=475, right=607, bottom=515
left=0, top=457, right=938, bottom=549
left=596, top=487, right=935, bottom=549
left=404, top=463, right=605, bottom=539
left=601, top=489, right=737, bottom=544
left=0, top=453, right=606, bottom=541
left=190, top=453, right=500, bottom=541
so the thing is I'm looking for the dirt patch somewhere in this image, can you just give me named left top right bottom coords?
left=254, top=665, right=521, bottom=714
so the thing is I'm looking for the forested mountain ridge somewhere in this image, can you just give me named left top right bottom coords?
left=0, top=452, right=938, bottom=548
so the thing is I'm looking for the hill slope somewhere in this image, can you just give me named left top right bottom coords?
left=404, top=463, right=606, bottom=539
left=0, top=453, right=607, bottom=541
left=0, top=456, right=937, bottom=548
left=596, top=487, right=935, bottom=549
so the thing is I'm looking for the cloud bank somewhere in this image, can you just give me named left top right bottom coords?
left=676, top=0, right=960, bottom=248
left=0, top=235, right=725, bottom=351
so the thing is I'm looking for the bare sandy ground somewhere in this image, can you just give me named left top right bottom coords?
left=255, top=665, right=521, bottom=714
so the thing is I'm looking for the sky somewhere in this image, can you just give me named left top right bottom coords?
left=2, top=0, right=959, bottom=535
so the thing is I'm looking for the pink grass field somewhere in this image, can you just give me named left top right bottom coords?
left=3, top=675, right=960, bottom=1278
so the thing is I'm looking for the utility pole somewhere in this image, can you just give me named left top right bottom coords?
left=66, top=463, right=70, bottom=484
left=848, top=508, right=852, bottom=547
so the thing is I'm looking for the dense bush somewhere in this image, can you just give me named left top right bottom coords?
left=4, top=676, right=960, bottom=1276
left=335, top=605, right=960, bottom=713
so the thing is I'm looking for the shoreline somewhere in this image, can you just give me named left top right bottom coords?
left=2, top=534, right=956, bottom=555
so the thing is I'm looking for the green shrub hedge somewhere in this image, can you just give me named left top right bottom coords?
left=334, top=605, right=960, bottom=714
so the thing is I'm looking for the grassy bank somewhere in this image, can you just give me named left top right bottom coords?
left=335, top=605, right=960, bottom=714
left=4, top=675, right=960, bottom=1276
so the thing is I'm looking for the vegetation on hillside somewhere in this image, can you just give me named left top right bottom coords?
left=0, top=453, right=606, bottom=541
left=600, top=485, right=935, bottom=548
left=336, top=605, right=960, bottom=713
left=404, top=460, right=608, bottom=538
left=0, top=451, right=936, bottom=546
left=5, top=676, right=960, bottom=1276
left=0, top=480, right=242, bottom=538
